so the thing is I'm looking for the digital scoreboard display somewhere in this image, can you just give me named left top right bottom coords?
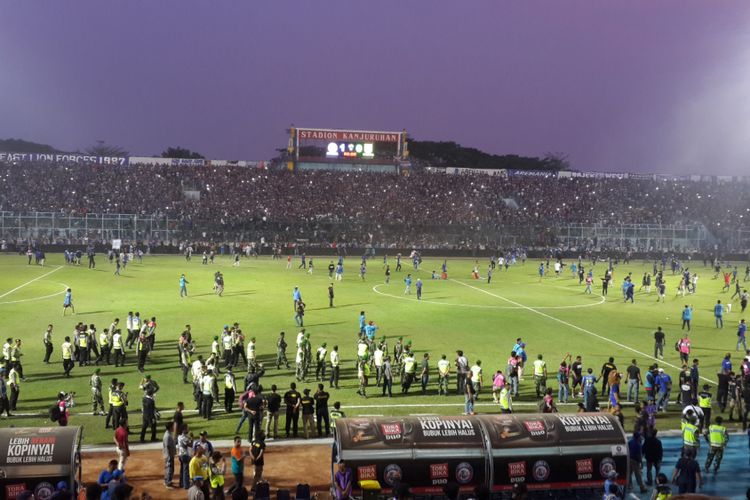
left=326, top=142, right=375, bottom=159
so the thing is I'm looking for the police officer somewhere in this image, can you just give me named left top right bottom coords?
left=697, top=384, right=713, bottom=434
left=314, top=383, right=330, bottom=437
left=276, top=332, right=289, bottom=369
left=7, top=363, right=20, bottom=411
left=99, top=328, right=112, bottom=365
left=88, top=325, right=100, bottom=365
left=315, top=343, right=328, bottom=381
left=283, top=382, right=301, bottom=438
left=112, top=382, right=128, bottom=429
left=61, top=336, right=74, bottom=377
left=77, top=328, right=89, bottom=366
left=43, top=325, right=54, bottom=363
left=136, top=334, right=149, bottom=373
left=681, top=410, right=700, bottom=459
left=401, top=351, right=416, bottom=393
left=90, top=368, right=105, bottom=416
left=105, top=378, right=119, bottom=428
left=705, top=416, right=728, bottom=473
left=112, top=329, right=125, bottom=367
left=9, top=339, right=24, bottom=380
left=246, top=337, right=257, bottom=372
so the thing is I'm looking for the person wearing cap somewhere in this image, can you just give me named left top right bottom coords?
left=91, top=368, right=105, bottom=416
left=188, top=474, right=206, bottom=500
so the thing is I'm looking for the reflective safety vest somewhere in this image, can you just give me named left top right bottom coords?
left=108, top=387, right=114, bottom=404
left=209, top=466, right=224, bottom=488
left=330, top=409, right=344, bottom=422
left=225, top=373, right=235, bottom=389
left=708, top=424, right=727, bottom=448
left=62, top=342, right=72, bottom=359
left=698, top=392, right=712, bottom=409
left=403, top=357, right=416, bottom=374
left=357, top=343, right=368, bottom=357
left=499, top=388, right=511, bottom=411
left=681, top=422, right=698, bottom=446
left=111, top=391, right=124, bottom=407
left=78, top=334, right=88, bottom=348
left=100, top=332, right=109, bottom=346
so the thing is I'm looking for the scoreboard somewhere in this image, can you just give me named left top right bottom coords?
left=326, top=142, right=375, bottom=159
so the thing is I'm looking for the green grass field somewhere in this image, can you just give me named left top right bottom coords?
left=0, top=253, right=745, bottom=444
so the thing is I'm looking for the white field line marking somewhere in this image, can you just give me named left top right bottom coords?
left=0, top=281, right=69, bottom=305
left=452, top=279, right=717, bottom=385
left=371, top=283, right=605, bottom=310
left=0, top=266, right=63, bottom=299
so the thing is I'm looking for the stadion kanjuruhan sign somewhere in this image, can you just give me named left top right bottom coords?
left=297, top=128, right=402, bottom=143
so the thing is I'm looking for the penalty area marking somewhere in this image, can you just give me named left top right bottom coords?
left=0, top=280, right=69, bottom=305
left=0, top=266, right=63, bottom=299
left=451, top=279, right=716, bottom=385
left=371, top=283, right=605, bottom=310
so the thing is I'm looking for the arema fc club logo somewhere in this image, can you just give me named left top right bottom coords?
left=599, top=457, right=617, bottom=478
left=531, top=460, right=550, bottom=482
left=34, top=482, right=54, bottom=500
left=455, top=462, right=474, bottom=484
left=383, top=464, right=403, bottom=486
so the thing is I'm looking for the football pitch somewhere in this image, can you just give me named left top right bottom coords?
left=0, top=253, right=744, bottom=445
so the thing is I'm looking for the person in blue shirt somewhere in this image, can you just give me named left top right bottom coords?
left=404, top=274, right=412, bottom=295
left=682, top=305, right=693, bottom=331
left=441, top=260, right=448, bottom=274
left=721, top=354, right=732, bottom=374
left=538, top=263, right=544, bottom=281
left=625, top=282, right=635, bottom=303
left=364, top=321, right=378, bottom=341
left=62, top=288, right=75, bottom=316
left=655, top=369, right=672, bottom=412
left=293, top=287, right=302, bottom=312
left=714, top=300, right=724, bottom=329
left=737, top=319, right=747, bottom=352
left=416, top=279, right=423, bottom=300
left=179, top=274, right=189, bottom=298
left=628, top=432, right=647, bottom=493
left=582, top=368, right=597, bottom=410
left=358, top=312, right=366, bottom=335
left=98, top=459, right=118, bottom=488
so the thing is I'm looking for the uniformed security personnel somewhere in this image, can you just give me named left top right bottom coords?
left=302, top=333, right=312, bottom=379
left=499, top=386, right=513, bottom=414
left=276, top=332, right=289, bottom=369
left=315, top=343, right=328, bottom=381
left=77, top=328, right=89, bottom=366
left=704, top=416, right=728, bottom=473
left=300, top=388, right=315, bottom=439
left=224, top=368, right=236, bottom=413
left=357, top=356, right=371, bottom=398
left=697, top=384, right=713, bottom=433
left=314, top=383, right=331, bottom=437
left=140, top=389, right=157, bottom=442
left=330, top=401, right=345, bottom=424
left=681, top=411, right=700, bottom=459
left=233, top=328, right=247, bottom=368
left=105, top=378, right=119, bottom=428
left=61, top=336, right=74, bottom=377
left=437, top=355, right=450, bottom=396
left=180, top=341, right=194, bottom=384
left=136, top=334, right=149, bottom=372
left=295, top=345, right=305, bottom=382
left=112, top=329, right=125, bottom=367
left=9, top=339, right=24, bottom=380
left=99, top=328, right=112, bottom=365
left=90, top=368, right=105, bottom=415
left=43, top=325, right=54, bottom=364
left=401, top=352, right=416, bottom=393
left=111, top=382, right=128, bottom=429
left=329, top=345, right=340, bottom=389
left=87, top=325, right=101, bottom=365
left=283, top=382, right=301, bottom=438
left=222, top=330, right=234, bottom=368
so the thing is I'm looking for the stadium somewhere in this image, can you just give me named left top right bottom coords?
left=2, top=3, right=750, bottom=500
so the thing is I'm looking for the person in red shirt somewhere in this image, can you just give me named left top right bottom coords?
left=56, top=392, right=71, bottom=426
left=114, top=419, right=130, bottom=471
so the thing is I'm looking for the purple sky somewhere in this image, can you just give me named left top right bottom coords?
left=1, top=1, right=749, bottom=174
